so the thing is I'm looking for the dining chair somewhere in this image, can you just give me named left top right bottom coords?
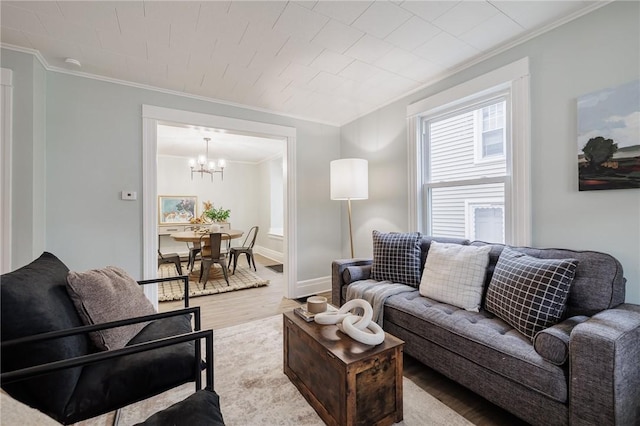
left=228, top=226, right=259, bottom=274
left=184, top=226, right=202, bottom=272
left=157, top=250, right=183, bottom=275
left=199, top=233, right=231, bottom=287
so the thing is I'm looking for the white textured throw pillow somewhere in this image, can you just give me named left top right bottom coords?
left=419, top=242, right=491, bottom=312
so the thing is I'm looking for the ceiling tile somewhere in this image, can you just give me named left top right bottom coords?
left=39, top=15, right=101, bottom=47
left=1, top=4, right=47, bottom=35
left=147, top=40, right=191, bottom=66
left=213, top=42, right=255, bottom=68
left=309, top=49, right=354, bottom=74
left=57, top=1, right=120, bottom=32
left=339, top=60, right=380, bottom=81
left=394, top=56, right=445, bottom=83
left=77, top=47, right=128, bottom=77
left=306, top=71, right=349, bottom=93
left=344, top=34, right=394, bottom=64
left=460, top=12, right=524, bottom=51
left=351, top=1, right=412, bottom=39
left=433, top=1, right=499, bottom=37
left=413, top=31, right=480, bottom=68
left=273, top=3, right=328, bottom=41
left=385, top=16, right=441, bottom=51
left=279, top=62, right=319, bottom=86
left=311, top=19, right=364, bottom=54
left=98, top=29, right=147, bottom=58
left=228, top=1, right=287, bottom=29
left=196, top=2, right=232, bottom=31
left=276, top=37, right=324, bottom=66
left=4, top=1, right=64, bottom=19
left=292, top=1, right=318, bottom=10
left=247, top=52, right=291, bottom=78
left=311, top=1, right=373, bottom=25
left=399, top=1, right=458, bottom=22
left=1, top=27, right=33, bottom=48
left=375, top=48, right=422, bottom=75
left=117, top=12, right=170, bottom=48
left=143, top=1, right=201, bottom=27
left=240, top=24, right=289, bottom=56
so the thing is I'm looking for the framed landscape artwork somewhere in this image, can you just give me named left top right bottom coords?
left=158, top=195, right=197, bottom=224
left=577, top=79, right=640, bottom=191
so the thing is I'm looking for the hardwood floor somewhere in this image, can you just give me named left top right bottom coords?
left=159, top=254, right=528, bottom=425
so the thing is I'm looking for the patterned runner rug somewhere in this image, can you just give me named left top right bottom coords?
left=157, top=263, right=269, bottom=301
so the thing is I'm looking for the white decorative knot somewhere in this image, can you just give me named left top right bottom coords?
left=314, top=299, right=385, bottom=346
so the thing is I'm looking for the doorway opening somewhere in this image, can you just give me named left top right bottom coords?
left=142, top=105, right=297, bottom=307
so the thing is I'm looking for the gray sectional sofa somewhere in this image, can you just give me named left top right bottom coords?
left=332, top=236, right=640, bottom=426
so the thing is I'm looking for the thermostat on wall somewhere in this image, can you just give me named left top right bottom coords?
left=121, top=191, right=137, bottom=200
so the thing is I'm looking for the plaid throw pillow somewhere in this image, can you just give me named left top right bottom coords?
left=370, top=231, right=422, bottom=287
left=485, top=247, right=579, bottom=341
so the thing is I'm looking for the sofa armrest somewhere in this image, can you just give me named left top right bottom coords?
left=331, top=259, right=372, bottom=307
left=569, top=303, right=640, bottom=425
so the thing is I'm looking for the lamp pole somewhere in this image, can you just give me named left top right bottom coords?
left=347, top=198, right=354, bottom=258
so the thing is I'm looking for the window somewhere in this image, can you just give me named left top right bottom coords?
left=407, top=58, right=531, bottom=246
left=423, top=97, right=508, bottom=243
left=476, top=102, right=505, bottom=161
left=465, top=201, right=505, bottom=243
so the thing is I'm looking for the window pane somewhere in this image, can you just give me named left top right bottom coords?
left=482, top=129, right=503, bottom=156
left=474, top=207, right=504, bottom=243
left=428, top=103, right=506, bottom=182
left=429, top=182, right=504, bottom=240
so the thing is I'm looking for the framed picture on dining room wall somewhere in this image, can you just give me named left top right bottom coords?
left=158, top=195, right=197, bottom=224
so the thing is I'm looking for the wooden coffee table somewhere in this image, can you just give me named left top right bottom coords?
left=283, top=310, right=404, bottom=426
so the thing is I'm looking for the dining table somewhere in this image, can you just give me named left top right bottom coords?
left=169, top=229, right=244, bottom=244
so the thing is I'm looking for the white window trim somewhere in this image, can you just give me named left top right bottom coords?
left=464, top=198, right=505, bottom=242
left=407, top=57, right=531, bottom=246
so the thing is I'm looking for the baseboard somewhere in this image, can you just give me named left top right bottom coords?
left=294, top=276, right=331, bottom=299
left=255, top=245, right=283, bottom=263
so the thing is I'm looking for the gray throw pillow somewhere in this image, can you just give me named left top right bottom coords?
left=67, top=266, right=156, bottom=350
left=370, top=230, right=422, bottom=287
left=485, top=247, right=579, bottom=341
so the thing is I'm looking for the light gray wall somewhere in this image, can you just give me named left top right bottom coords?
left=2, top=48, right=341, bottom=283
left=341, top=1, right=640, bottom=304
left=1, top=49, right=46, bottom=269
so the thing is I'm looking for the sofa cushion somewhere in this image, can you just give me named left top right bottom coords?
left=0, top=252, right=88, bottom=422
left=370, top=231, right=422, bottom=287
left=135, top=389, right=225, bottom=426
left=384, top=291, right=569, bottom=403
left=485, top=247, right=578, bottom=341
left=533, top=316, right=589, bottom=365
left=64, top=314, right=196, bottom=424
left=66, top=266, right=156, bottom=350
left=419, top=242, right=491, bottom=312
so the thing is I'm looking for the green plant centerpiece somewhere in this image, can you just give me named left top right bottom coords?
left=201, top=201, right=230, bottom=223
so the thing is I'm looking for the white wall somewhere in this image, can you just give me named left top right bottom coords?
left=157, top=155, right=260, bottom=254
left=341, top=2, right=640, bottom=304
left=256, top=157, right=284, bottom=261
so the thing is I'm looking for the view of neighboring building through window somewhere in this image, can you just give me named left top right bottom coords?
left=423, top=97, right=508, bottom=243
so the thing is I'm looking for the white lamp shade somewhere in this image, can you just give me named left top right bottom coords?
left=330, top=158, right=368, bottom=200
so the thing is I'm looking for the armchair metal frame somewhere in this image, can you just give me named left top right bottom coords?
left=1, top=275, right=212, bottom=415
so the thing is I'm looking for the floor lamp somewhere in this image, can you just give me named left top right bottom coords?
left=330, top=159, right=368, bottom=258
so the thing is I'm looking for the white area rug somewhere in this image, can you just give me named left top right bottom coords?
left=108, top=315, right=472, bottom=426
left=157, top=264, right=269, bottom=301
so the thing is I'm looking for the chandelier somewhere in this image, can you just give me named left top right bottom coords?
left=189, top=137, right=226, bottom=181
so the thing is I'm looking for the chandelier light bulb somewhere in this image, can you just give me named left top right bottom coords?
left=198, top=155, right=206, bottom=166
left=189, top=158, right=196, bottom=167
left=218, top=159, right=227, bottom=168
